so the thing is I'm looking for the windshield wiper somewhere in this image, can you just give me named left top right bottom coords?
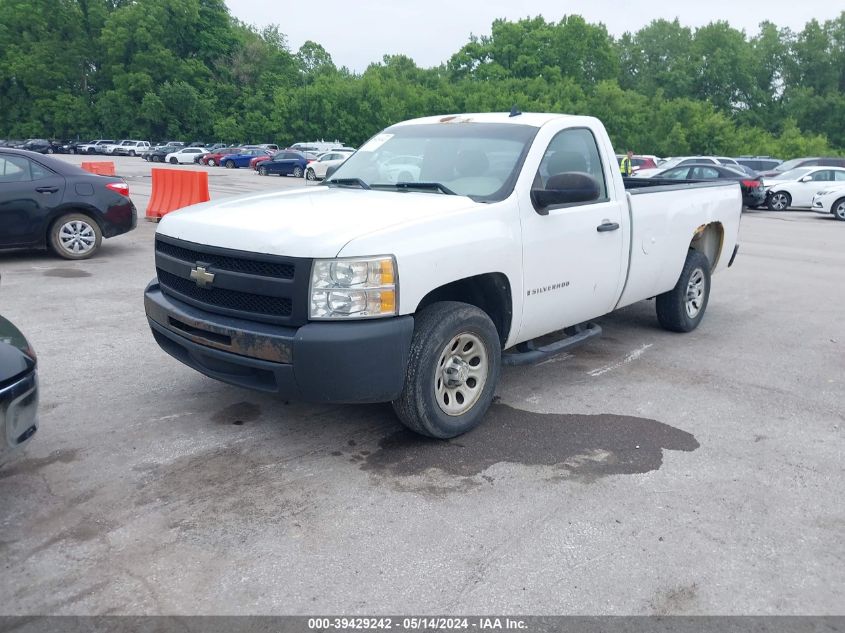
left=325, top=177, right=371, bottom=190
left=375, top=181, right=457, bottom=195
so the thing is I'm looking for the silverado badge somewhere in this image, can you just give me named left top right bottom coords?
left=189, top=265, right=215, bottom=288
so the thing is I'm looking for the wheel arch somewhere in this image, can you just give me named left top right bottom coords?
left=414, top=273, right=513, bottom=348
left=689, top=222, right=724, bottom=272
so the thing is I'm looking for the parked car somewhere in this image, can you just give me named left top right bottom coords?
left=77, top=140, right=116, bottom=154
left=21, top=139, right=62, bottom=154
left=305, top=151, right=354, bottom=180
left=288, top=141, right=347, bottom=154
left=220, top=148, right=270, bottom=169
left=759, top=157, right=845, bottom=178
left=0, top=140, right=26, bottom=149
left=144, top=111, right=741, bottom=438
left=764, top=166, right=845, bottom=210
left=649, top=163, right=766, bottom=208
left=252, top=150, right=317, bottom=171
left=113, top=140, right=150, bottom=157
left=616, top=154, right=658, bottom=174
left=734, top=156, right=782, bottom=172
left=0, top=314, right=38, bottom=464
left=811, top=185, right=845, bottom=221
left=379, top=154, right=423, bottom=182
left=145, top=145, right=183, bottom=163
left=165, top=147, right=207, bottom=164
left=200, top=147, right=244, bottom=167
left=0, top=148, right=136, bottom=259
left=256, top=150, right=309, bottom=177
left=62, top=140, right=86, bottom=154
left=634, top=156, right=738, bottom=178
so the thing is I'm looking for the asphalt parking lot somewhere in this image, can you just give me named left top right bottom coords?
left=0, top=155, right=842, bottom=615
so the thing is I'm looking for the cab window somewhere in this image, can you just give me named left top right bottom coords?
left=534, top=127, right=607, bottom=202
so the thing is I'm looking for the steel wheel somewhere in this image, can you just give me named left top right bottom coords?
left=434, top=332, right=489, bottom=417
left=58, top=220, right=97, bottom=256
left=293, top=166, right=303, bottom=178
left=769, top=192, right=790, bottom=211
left=833, top=198, right=845, bottom=221
left=685, top=268, right=706, bottom=318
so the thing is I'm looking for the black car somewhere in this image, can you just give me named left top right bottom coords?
left=21, top=139, right=62, bottom=154
left=735, top=156, right=782, bottom=172
left=0, top=148, right=137, bottom=259
left=145, top=145, right=182, bottom=162
left=759, top=157, right=845, bottom=178
left=0, top=314, right=38, bottom=463
left=650, top=163, right=766, bottom=207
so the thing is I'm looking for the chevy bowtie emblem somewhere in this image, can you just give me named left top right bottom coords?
left=190, top=265, right=215, bottom=288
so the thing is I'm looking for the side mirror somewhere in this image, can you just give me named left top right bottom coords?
left=531, top=172, right=601, bottom=214
left=325, top=164, right=340, bottom=180
left=800, top=175, right=812, bottom=182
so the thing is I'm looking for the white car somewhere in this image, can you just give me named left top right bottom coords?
left=113, top=140, right=150, bottom=157
left=164, top=147, right=207, bottom=165
left=103, top=140, right=130, bottom=155
left=380, top=155, right=423, bottom=182
left=811, top=184, right=845, bottom=221
left=77, top=140, right=116, bottom=154
left=305, top=151, right=353, bottom=180
left=764, top=166, right=845, bottom=210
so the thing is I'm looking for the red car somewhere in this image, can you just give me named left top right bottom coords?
left=200, top=147, right=244, bottom=167
left=249, top=151, right=277, bottom=170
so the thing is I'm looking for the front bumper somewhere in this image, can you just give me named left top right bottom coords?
left=1, top=370, right=38, bottom=461
left=144, top=282, right=414, bottom=403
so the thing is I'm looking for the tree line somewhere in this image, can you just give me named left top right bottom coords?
left=1, top=0, right=843, bottom=158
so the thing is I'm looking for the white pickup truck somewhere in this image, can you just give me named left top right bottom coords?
left=145, top=112, right=741, bottom=438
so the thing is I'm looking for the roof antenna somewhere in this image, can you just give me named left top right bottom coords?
left=509, top=105, right=522, bottom=118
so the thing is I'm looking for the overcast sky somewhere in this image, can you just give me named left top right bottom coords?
left=224, top=1, right=840, bottom=72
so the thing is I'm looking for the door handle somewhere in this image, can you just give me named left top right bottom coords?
left=36, top=186, right=59, bottom=194
left=597, top=221, right=620, bottom=232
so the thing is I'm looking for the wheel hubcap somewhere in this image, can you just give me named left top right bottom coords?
left=772, top=194, right=788, bottom=210
left=835, top=202, right=845, bottom=219
left=59, top=220, right=96, bottom=254
left=685, top=268, right=706, bottom=318
left=435, top=332, right=488, bottom=416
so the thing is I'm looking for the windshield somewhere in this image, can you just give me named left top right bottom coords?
left=775, top=158, right=812, bottom=172
left=774, top=168, right=812, bottom=180
left=327, top=122, right=538, bottom=202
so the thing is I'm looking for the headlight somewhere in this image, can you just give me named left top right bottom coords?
left=310, top=256, right=397, bottom=319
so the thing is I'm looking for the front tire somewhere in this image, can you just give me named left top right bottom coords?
left=225, top=160, right=235, bottom=169
left=768, top=191, right=791, bottom=211
left=292, top=166, right=304, bottom=178
left=832, top=198, right=845, bottom=221
left=207, top=158, right=216, bottom=166
left=656, top=250, right=711, bottom=333
left=306, top=167, right=316, bottom=181
left=392, top=302, right=501, bottom=438
left=49, top=213, right=102, bottom=260
left=129, top=150, right=136, bottom=157
left=169, top=157, right=178, bottom=164
left=259, top=166, right=268, bottom=176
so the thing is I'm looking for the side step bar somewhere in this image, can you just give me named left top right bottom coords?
left=502, top=322, right=602, bottom=366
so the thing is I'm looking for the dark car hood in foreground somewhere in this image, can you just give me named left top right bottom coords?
left=0, top=315, right=36, bottom=384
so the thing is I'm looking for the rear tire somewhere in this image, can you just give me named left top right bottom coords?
left=207, top=158, right=216, bottom=167
left=768, top=191, right=791, bottom=211
left=832, top=198, right=845, bottom=221
left=49, top=213, right=102, bottom=260
left=392, top=302, right=501, bottom=439
left=656, top=250, right=711, bottom=333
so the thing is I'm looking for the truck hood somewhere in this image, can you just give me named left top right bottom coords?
left=156, top=186, right=478, bottom=257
